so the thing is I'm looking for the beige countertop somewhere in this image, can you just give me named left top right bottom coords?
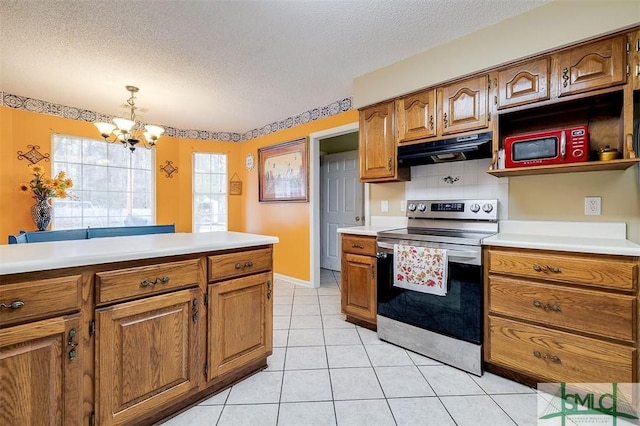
left=0, top=231, right=279, bottom=275
left=483, top=220, right=640, bottom=256
left=337, top=225, right=403, bottom=237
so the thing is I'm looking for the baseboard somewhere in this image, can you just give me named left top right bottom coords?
left=273, top=273, right=312, bottom=288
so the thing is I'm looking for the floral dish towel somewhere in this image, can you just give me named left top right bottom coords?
left=393, top=244, right=448, bottom=296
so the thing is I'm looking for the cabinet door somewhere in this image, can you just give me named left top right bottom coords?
left=632, top=30, right=640, bottom=90
left=0, top=314, right=82, bottom=426
left=96, top=288, right=200, bottom=426
left=208, top=272, right=272, bottom=380
left=359, top=103, right=396, bottom=181
left=341, top=253, right=376, bottom=325
left=439, top=75, right=489, bottom=135
left=497, top=58, right=550, bottom=109
left=557, top=35, right=626, bottom=96
left=396, top=90, right=437, bottom=142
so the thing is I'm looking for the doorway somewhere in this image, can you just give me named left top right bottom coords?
left=309, top=122, right=365, bottom=288
left=319, top=148, right=363, bottom=271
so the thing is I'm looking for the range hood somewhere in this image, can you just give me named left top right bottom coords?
left=397, top=132, right=493, bottom=167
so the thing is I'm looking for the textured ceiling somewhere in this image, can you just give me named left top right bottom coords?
left=1, top=0, right=548, bottom=135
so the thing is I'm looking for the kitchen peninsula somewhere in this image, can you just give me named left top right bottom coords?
left=0, top=231, right=278, bottom=425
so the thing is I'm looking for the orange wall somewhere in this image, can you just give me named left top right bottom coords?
left=0, top=106, right=242, bottom=239
left=238, top=110, right=358, bottom=281
left=1, top=105, right=358, bottom=282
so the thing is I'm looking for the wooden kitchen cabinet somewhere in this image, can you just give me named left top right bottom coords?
left=341, top=234, right=377, bottom=329
left=484, top=246, right=640, bottom=387
left=0, top=314, right=82, bottom=426
left=396, top=89, right=437, bottom=143
left=207, top=247, right=273, bottom=380
left=631, top=29, right=640, bottom=90
left=95, top=288, right=201, bottom=426
left=208, top=272, right=273, bottom=379
left=556, top=34, right=627, bottom=97
left=497, top=57, right=550, bottom=109
left=359, top=102, right=409, bottom=182
left=439, top=75, right=490, bottom=136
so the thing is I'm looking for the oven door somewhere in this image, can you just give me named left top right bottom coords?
left=376, top=239, right=483, bottom=345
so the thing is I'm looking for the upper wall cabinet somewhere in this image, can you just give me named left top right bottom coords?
left=439, top=75, right=490, bottom=135
left=359, top=102, right=410, bottom=182
left=395, top=75, right=492, bottom=146
left=497, top=57, right=550, bottom=109
left=556, top=35, right=627, bottom=97
left=395, top=89, right=437, bottom=143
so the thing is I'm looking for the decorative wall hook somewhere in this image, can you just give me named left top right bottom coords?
left=17, top=145, right=50, bottom=164
left=442, top=175, right=460, bottom=184
left=160, top=160, right=178, bottom=178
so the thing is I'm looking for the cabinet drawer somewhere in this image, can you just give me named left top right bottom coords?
left=208, top=247, right=272, bottom=282
left=488, top=276, right=635, bottom=342
left=341, top=235, right=376, bottom=257
left=488, top=248, right=638, bottom=290
left=487, top=316, right=635, bottom=384
left=96, top=259, right=199, bottom=305
left=0, top=275, right=82, bottom=327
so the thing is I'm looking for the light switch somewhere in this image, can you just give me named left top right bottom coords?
left=381, top=200, right=388, bottom=212
left=400, top=200, right=406, bottom=212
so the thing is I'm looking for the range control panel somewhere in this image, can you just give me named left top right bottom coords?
left=406, top=199, right=498, bottom=221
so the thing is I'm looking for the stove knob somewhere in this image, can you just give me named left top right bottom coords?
left=482, top=203, right=494, bottom=213
left=408, top=203, right=417, bottom=212
left=470, top=203, right=481, bottom=213
left=417, top=203, right=427, bottom=212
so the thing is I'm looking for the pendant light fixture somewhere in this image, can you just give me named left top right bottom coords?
left=94, top=85, right=164, bottom=152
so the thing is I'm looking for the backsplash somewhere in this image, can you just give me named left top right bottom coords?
left=404, top=158, right=509, bottom=220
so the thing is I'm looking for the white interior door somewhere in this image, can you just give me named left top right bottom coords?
left=320, top=150, right=363, bottom=271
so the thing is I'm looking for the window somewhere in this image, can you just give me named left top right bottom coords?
left=193, top=153, right=227, bottom=232
left=52, top=135, right=155, bottom=229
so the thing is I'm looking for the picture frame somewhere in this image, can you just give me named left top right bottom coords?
left=258, top=137, right=309, bottom=202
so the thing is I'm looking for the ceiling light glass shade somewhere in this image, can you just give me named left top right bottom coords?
left=112, top=117, right=135, bottom=133
left=144, top=124, right=165, bottom=139
left=94, top=85, right=163, bottom=152
left=94, top=122, right=116, bottom=138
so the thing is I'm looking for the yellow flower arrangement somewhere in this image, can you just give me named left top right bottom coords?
left=20, top=164, right=73, bottom=200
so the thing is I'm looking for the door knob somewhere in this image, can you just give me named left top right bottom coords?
left=355, top=216, right=361, bottom=222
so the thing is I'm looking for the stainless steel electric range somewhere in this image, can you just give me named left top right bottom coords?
left=376, top=199, right=498, bottom=376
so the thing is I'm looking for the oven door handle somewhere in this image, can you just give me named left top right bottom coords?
left=376, top=242, right=477, bottom=259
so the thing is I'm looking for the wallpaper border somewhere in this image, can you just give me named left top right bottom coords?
left=1, top=92, right=352, bottom=143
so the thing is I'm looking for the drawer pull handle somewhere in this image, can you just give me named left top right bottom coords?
left=140, top=276, right=170, bottom=287
left=533, top=301, right=561, bottom=312
left=351, top=243, right=365, bottom=249
left=533, top=351, right=561, bottom=363
left=235, top=261, right=255, bottom=270
left=267, top=280, right=272, bottom=300
left=562, top=67, right=569, bottom=87
left=0, top=301, right=25, bottom=309
left=533, top=264, right=562, bottom=274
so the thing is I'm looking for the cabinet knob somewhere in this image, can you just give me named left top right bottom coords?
left=443, top=113, right=449, bottom=128
left=387, top=158, right=392, bottom=171
left=562, top=67, right=569, bottom=87
left=429, top=115, right=434, bottom=130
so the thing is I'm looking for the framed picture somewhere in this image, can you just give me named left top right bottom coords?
left=258, top=137, right=309, bottom=202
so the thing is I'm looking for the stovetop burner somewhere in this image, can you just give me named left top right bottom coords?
left=377, top=199, right=499, bottom=246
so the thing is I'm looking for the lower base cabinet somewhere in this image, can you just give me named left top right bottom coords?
left=0, top=314, right=82, bottom=426
left=340, top=234, right=377, bottom=329
left=208, top=272, right=273, bottom=380
left=95, top=288, right=201, bottom=426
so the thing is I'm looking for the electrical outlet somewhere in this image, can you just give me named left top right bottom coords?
left=381, top=200, right=389, bottom=212
left=400, top=200, right=406, bottom=212
left=584, top=196, right=601, bottom=215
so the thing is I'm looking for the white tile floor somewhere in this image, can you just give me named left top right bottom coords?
left=161, top=269, right=538, bottom=426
